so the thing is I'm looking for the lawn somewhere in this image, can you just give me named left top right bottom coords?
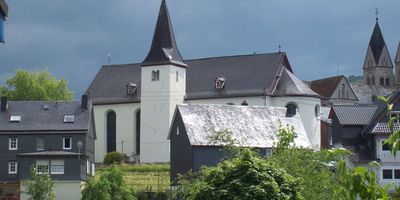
left=97, top=163, right=170, bottom=192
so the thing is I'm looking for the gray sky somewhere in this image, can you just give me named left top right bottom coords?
left=0, top=0, right=399, bottom=98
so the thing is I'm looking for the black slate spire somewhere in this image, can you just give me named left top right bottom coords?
left=142, top=0, right=188, bottom=67
left=369, top=21, right=386, bottom=63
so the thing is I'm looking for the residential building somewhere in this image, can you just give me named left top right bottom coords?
left=86, top=0, right=321, bottom=163
left=0, top=0, right=7, bottom=43
left=309, top=75, right=358, bottom=106
left=0, top=96, right=95, bottom=200
left=168, top=104, right=310, bottom=183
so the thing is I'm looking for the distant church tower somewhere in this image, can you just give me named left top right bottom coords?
left=395, top=42, right=400, bottom=86
left=140, top=0, right=188, bottom=163
left=363, top=16, right=394, bottom=89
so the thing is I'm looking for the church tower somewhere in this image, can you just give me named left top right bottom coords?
left=363, top=18, right=394, bottom=89
left=395, top=42, right=400, bottom=86
left=140, top=0, right=187, bottom=163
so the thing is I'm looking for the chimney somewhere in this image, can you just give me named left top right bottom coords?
left=81, top=95, right=88, bottom=110
left=1, top=97, right=8, bottom=112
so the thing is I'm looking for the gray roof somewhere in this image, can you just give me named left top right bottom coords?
left=0, top=0, right=7, bottom=18
left=172, top=104, right=310, bottom=148
left=372, top=122, right=400, bottom=134
left=332, top=105, right=378, bottom=125
left=141, top=0, right=187, bottom=68
left=86, top=52, right=315, bottom=104
left=18, top=151, right=80, bottom=156
left=0, top=101, right=90, bottom=132
left=272, top=67, right=319, bottom=98
left=369, top=21, right=386, bottom=64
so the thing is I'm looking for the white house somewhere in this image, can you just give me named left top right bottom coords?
left=86, top=0, right=321, bottom=163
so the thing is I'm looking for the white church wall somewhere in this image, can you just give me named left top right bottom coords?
left=267, top=96, right=321, bottom=148
left=93, top=103, right=140, bottom=163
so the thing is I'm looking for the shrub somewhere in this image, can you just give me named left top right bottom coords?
left=103, top=151, right=122, bottom=165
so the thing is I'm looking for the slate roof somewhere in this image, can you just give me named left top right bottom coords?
left=372, top=122, right=400, bottom=134
left=141, top=0, right=187, bottom=68
left=332, top=105, right=378, bottom=125
left=87, top=52, right=317, bottom=104
left=172, top=104, right=310, bottom=148
left=309, top=76, right=343, bottom=98
left=369, top=22, right=386, bottom=63
left=0, top=0, right=7, bottom=18
left=272, top=67, right=319, bottom=98
left=0, top=101, right=91, bottom=132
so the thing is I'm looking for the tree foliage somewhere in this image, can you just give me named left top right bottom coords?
left=0, top=69, right=73, bottom=101
left=177, top=148, right=304, bottom=200
left=81, top=165, right=136, bottom=200
left=22, top=166, right=55, bottom=200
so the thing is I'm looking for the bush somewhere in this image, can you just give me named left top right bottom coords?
left=103, top=151, right=122, bottom=165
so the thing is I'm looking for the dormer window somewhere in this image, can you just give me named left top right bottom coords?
left=64, top=115, right=75, bottom=123
left=127, top=83, right=137, bottom=95
left=215, top=77, right=225, bottom=89
left=10, top=115, right=21, bottom=123
left=152, top=70, right=160, bottom=81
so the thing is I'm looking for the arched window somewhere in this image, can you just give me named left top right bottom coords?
left=371, top=75, right=375, bottom=85
left=106, top=111, right=116, bottom=153
left=380, top=76, right=384, bottom=86
left=367, top=76, right=371, bottom=85
left=286, top=103, right=297, bottom=117
left=152, top=70, right=160, bottom=81
left=385, top=77, right=390, bottom=87
left=341, top=84, right=345, bottom=99
left=135, top=109, right=141, bottom=155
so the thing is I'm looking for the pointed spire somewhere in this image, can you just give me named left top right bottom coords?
left=142, top=0, right=188, bottom=67
left=369, top=21, right=386, bottom=63
left=396, top=42, right=400, bottom=63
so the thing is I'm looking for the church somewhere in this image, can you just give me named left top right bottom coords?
left=362, top=16, right=400, bottom=91
left=86, top=0, right=321, bottom=163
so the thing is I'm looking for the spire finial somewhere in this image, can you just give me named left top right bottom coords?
left=375, top=7, right=379, bottom=21
left=278, top=45, right=282, bottom=53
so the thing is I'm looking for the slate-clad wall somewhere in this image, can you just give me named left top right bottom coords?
left=0, top=133, right=86, bottom=181
left=331, top=114, right=343, bottom=144
left=18, top=156, right=82, bottom=181
left=170, top=112, right=192, bottom=184
left=342, top=126, right=364, bottom=139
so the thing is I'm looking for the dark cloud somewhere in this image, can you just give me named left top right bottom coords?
left=0, top=0, right=399, bottom=98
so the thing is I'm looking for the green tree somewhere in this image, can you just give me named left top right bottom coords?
left=176, top=148, right=304, bottom=200
left=82, top=165, right=136, bottom=200
left=22, top=166, right=55, bottom=200
left=0, top=69, right=73, bottom=101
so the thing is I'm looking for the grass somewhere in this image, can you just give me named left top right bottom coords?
left=97, top=163, right=170, bottom=192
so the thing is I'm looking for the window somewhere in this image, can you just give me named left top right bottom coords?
left=36, top=138, right=44, bottom=150
left=395, top=170, right=400, bottom=179
left=10, top=115, right=21, bottom=122
left=176, top=126, right=179, bottom=136
left=152, top=70, right=160, bottom=81
left=107, top=111, right=116, bottom=153
left=314, top=104, right=320, bottom=118
left=241, top=100, right=248, bottom=106
left=385, top=77, right=390, bottom=87
left=8, top=162, right=17, bottom=174
left=341, top=84, right=345, bottom=99
left=36, top=160, right=49, bottom=174
left=380, top=77, right=384, bottom=86
left=63, top=137, right=72, bottom=150
left=87, top=160, right=91, bottom=174
left=215, top=77, right=226, bottom=89
left=383, top=169, right=393, bottom=179
left=135, top=110, right=140, bottom=155
left=127, top=83, right=137, bottom=95
left=64, top=115, right=75, bottom=123
left=382, top=141, right=391, bottom=151
left=367, top=76, right=371, bottom=85
left=51, top=160, right=64, bottom=174
left=371, top=76, right=375, bottom=85
left=285, top=103, right=297, bottom=117
left=176, top=71, right=179, bottom=82
left=9, top=138, right=17, bottom=150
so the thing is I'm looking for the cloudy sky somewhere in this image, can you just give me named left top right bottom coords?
left=1, top=0, right=399, bottom=98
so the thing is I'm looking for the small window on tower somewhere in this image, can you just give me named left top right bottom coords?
left=385, top=77, right=390, bottom=87
left=215, top=77, right=226, bottom=89
left=127, top=83, right=137, bottom=95
left=152, top=70, right=160, bottom=81
left=380, top=77, right=384, bottom=86
left=176, top=71, right=179, bottom=82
